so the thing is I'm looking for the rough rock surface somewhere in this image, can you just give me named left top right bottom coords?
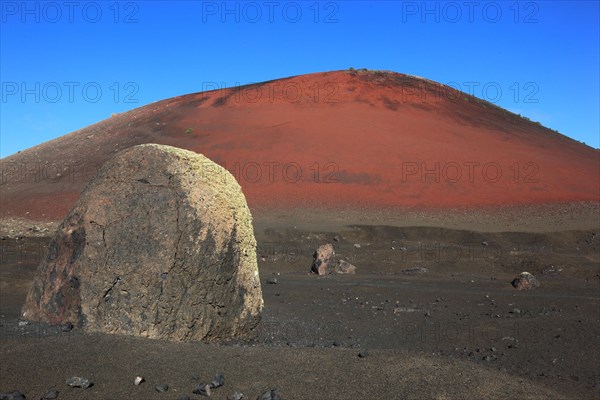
left=511, top=272, right=540, bottom=290
left=310, top=244, right=335, bottom=275
left=21, top=144, right=263, bottom=341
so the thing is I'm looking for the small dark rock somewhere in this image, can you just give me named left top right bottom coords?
left=210, top=372, right=225, bottom=389
left=358, top=350, right=369, bottom=358
left=266, top=278, right=278, bottom=285
left=41, top=389, right=59, bottom=399
left=0, top=391, right=26, bottom=400
left=333, top=340, right=341, bottom=347
left=154, top=384, right=169, bottom=393
left=193, top=384, right=210, bottom=396
left=257, top=387, right=281, bottom=400
left=65, top=377, right=93, bottom=388
left=228, top=391, right=244, bottom=400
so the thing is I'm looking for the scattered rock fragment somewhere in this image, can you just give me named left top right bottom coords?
left=228, top=391, right=244, bottom=400
left=41, top=389, right=59, bottom=399
left=311, top=244, right=335, bottom=275
left=335, top=260, right=356, bottom=274
left=134, top=376, right=144, bottom=386
left=257, top=387, right=281, bottom=400
left=193, top=384, right=211, bottom=396
left=65, top=377, right=93, bottom=388
left=511, top=272, right=540, bottom=290
left=210, top=372, right=225, bottom=389
left=155, top=384, right=169, bottom=393
left=0, top=391, right=26, bottom=400
left=358, top=350, right=369, bottom=358
left=266, top=278, right=278, bottom=284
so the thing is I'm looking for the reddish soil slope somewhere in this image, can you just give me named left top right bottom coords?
left=1, top=70, right=598, bottom=221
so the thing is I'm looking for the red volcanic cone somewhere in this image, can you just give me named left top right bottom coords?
left=1, top=70, right=598, bottom=221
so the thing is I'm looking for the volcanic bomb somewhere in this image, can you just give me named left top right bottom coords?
left=21, top=144, right=263, bottom=341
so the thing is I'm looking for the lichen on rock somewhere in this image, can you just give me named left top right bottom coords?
left=22, top=144, right=263, bottom=341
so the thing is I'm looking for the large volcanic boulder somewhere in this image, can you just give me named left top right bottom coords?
left=21, top=144, right=263, bottom=341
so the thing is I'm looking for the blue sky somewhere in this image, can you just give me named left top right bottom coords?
left=1, top=1, right=598, bottom=157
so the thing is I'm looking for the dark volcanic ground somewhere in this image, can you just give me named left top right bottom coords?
left=1, top=224, right=599, bottom=399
